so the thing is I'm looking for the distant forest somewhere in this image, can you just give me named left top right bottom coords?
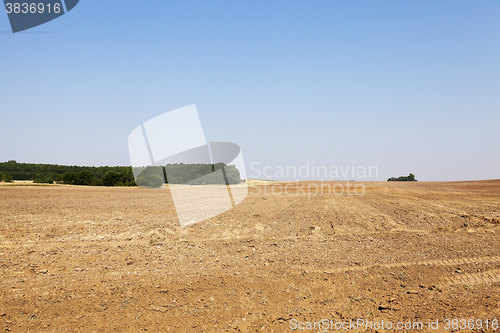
left=0, top=160, right=136, bottom=186
left=0, top=160, right=243, bottom=187
left=133, top=163, right=242, bottom=188
left=165, top=163, right=241, bottom=185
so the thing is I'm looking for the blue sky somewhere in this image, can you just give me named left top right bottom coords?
left=1, top=0, right=499, bottom=181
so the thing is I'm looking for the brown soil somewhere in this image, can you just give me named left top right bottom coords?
left=1, top=180, right=500, bottom=332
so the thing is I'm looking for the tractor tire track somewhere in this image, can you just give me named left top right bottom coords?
left=295, top=255, right=500, bottom=275
left=439, top=268, right=500, bottom=287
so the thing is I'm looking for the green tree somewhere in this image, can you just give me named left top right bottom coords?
left=73, top=170, right=94, bottom=186
left=136, top=174, right=163, bottom=188
left=133, top=166, right=165, bottom=187
left=58, top=172, right=77, bottom=184
left=120, top=167, right=134, bottom=184
left=224, top=164, right=242, bottom=184
left=102, top=171, right=121, bottom=186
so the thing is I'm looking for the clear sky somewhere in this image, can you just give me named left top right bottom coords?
left=1, top=1, right=499, bottom=181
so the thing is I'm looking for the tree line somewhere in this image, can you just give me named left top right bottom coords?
left=0, top=160, right=129, bottom=180
left=0, top=160, right=136, bottom=186
left=0, top=160, right=243, bottom=187
left=164, top=163, right=241, bottom=185
left=134, top=163, right=243, bottom=188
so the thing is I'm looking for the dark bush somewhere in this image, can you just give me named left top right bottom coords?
left=34, top=178, right=54, bottom=184
left=388, top=173, right=417, bottom=181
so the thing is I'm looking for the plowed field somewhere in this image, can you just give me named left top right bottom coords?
left=1, top=180, right=500, bottom=332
